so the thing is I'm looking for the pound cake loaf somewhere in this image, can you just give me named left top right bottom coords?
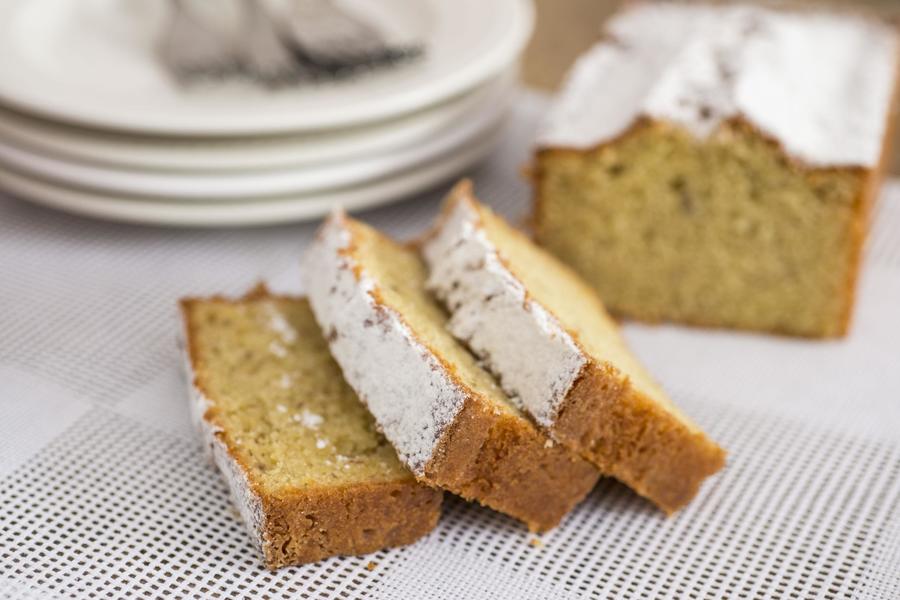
left=302, top=212, right=600, bottom=532
left=181, top=289, right=442, bottom=568
left=423, top=182, right=725, bottom=513
left=533, top=3, right=900, bottom=337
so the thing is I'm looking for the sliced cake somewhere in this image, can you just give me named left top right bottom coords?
left=422, top=181, right=725, bottom=513
left=181, top=288, right=442, bottom=568
left=533, top=3, right=900, bottom=337
left=302, top=212, right=600, bottom=532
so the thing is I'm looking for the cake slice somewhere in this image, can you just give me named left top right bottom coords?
left=422, top=181, right=725, bottom=513
left=302, top=212, right=600, bottom=532
left=533, top=3, right=900, bottom=337
left=180, top=288, right=442, bottom=568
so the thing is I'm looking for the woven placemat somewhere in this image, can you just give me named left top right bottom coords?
left=1, top=91, right=898, bottom=599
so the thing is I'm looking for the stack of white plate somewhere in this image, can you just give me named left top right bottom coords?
left=0, top=0, right=533, bottom=226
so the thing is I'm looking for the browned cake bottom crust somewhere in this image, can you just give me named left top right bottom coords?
left=424, top=395, right=601, bottom=533
left=260, top=481, right=443, bottom=569
left=553, top=363, right=726, bottom=514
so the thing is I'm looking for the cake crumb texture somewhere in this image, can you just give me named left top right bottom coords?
left=181, top=290, right=442, bottom=568
left=535, top=3, right=900, bottom=337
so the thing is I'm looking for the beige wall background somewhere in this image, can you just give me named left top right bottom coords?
left=522, top=0, right=619, bottom=91
left=522, top=0, right=900, bottom=173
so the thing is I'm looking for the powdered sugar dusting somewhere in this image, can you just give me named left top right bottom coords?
left=179, top=313, right=266, bottom=554
left=263, top=302, right=298, bottom=344
left=538, top=4, right=899, bottom=168
left=294, top=409, right=323, bottom=429
left=422, top=193, right=586, bottom=427
left=302, top=213, right=468, bottom=475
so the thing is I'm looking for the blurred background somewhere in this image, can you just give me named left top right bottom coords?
left=1, top=0, right=898, bottom=225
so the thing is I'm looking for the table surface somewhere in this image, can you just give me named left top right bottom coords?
left=1, top=90, right=899, bottom=600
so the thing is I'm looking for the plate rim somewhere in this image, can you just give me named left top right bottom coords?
left=0, top=90, right=511, bottom=199
left=0, top=128, right=503, bottom=227
left=0, top=71, right=516, bottom=173
left=0, top=0, right=534, bottom=136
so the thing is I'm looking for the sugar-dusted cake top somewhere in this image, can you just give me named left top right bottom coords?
left=302, top=213, right=473, bottom=475
left=422, top=183, right=588, bottom=428
left=537, top=3, right=899, bottom=168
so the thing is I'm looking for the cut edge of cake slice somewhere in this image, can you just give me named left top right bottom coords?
left=180, top=286, right=442, bottom=568
left=422, top=181, right=726, bottom=514
left=530, top=3, right=900, bottom=338
left=302, top=211, right=600, bottom=532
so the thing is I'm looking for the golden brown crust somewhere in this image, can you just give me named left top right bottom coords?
left=422, top=395, right=494, bottom=485
left=261, top=481, right=442, bottom=569
left=180, top=291, right=443, bottom=570
left=555, top=362, right=725, bottom=514
left=425, top=395, right=600, bottom=532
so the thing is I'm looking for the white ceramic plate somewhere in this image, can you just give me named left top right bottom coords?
left=0, top=0, right=533, bottom=135
left=0, top=71, right=515, bottom=172
left=0, top=127, right=502, bottom=226
left=0, top=89, right=509, bottom=199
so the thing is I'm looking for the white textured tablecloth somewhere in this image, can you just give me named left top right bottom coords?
left=1, top=91, right=899, bottom=599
